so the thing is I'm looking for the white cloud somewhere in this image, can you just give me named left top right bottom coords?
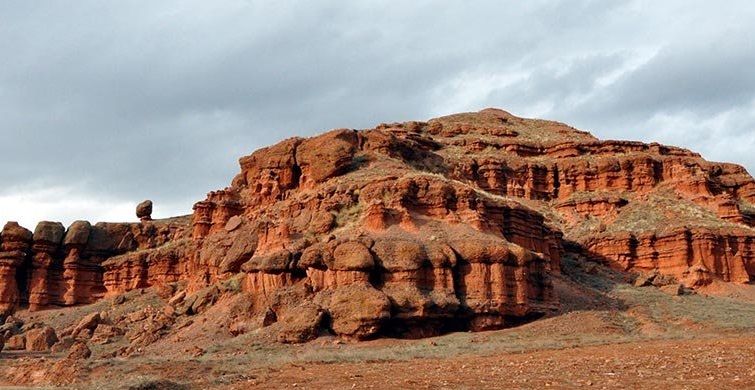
left=1, top=0, right=755, bottom=226
left=0, top=184, right=189, bottom=230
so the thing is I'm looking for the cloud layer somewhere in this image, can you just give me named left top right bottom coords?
left=1, top=0, right=754, bottom=228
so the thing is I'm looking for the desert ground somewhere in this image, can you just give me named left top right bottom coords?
left=3, top=256, right=755, bottom=390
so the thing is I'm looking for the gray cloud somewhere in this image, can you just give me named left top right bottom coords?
left=1, top=0, right=754, bottom=226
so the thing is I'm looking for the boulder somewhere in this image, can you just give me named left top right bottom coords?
left=4, top=334, right=25, bottom=350
left=323, top=283, right=391, bottom=339
left=372, top=239, right=426, bottom=272
left=72, top=312, right=101, bottom=337
left=25, top=326, right=58, bottom=352
left=277, top=302, right=326, bottom=344
left=66, top=341, right=92, bottom=360
left=296, top=129, right=359, bottom=186
left=659, top=283, right=686, bottom=296
left=332, top=241, right=375, bottom=271
left=241, top=250, right=293, bottom=273
left=136, top=200, right=153, bottom=221
left=51, top=336, right=76, bottom=352
left=33, top=221, right=65, bottom=245
left=63, top=220, right=92, bottom=246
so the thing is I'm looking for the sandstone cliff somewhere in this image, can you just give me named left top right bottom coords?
left=2, top=108, right=755, bottom=340
left=0, top=219, right=190, bottom=317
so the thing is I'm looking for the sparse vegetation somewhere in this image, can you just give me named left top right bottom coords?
left=739, top=199, right=755, bottom=214
left=330, top=203, right=363, bottom=228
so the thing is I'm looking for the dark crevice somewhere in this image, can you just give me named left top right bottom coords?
left=552, top=164, right=560, bottom=199
left=291, top=143, right=302, bottom=188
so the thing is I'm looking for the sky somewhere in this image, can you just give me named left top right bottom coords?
left=1, top=0, right=755, bottom=229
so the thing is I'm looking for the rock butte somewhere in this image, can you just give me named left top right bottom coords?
left=2, top=108, right=755, bottom=340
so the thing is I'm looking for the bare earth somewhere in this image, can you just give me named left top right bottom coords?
left=225, top=336, right=755, bottom=390
left=3, top=258, right=755, bottom=389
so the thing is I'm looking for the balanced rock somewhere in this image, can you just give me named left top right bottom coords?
left=136, top=200, right=153, bottom=221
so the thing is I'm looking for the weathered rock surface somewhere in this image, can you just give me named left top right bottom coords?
left=0, top=222, right=33, bottom=316
left=25, top=325, right=58, bottom=352
left=66, top=341, right=92, bottom=360
left=3, top=108, right=755, bottom=341
left=136, top=200, right=153, bottom=221
left=0, top=217, right=191, bottom=316
left=4, top=334, right=24, bottom=350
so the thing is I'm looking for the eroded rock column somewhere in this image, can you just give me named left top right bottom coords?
left=0, top=222, right=32, bottom=316
left=62, top=220, right=91, bottom=306
left=28, top=221, right=65, bottom=310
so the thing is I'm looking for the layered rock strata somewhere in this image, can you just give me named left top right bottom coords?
left=3, top=108, right=755, bottom=340
left=0, top=218, right=190, bottom=316
left=186, top=125, right=563, bottom=337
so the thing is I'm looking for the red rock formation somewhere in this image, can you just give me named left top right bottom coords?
left=0, top=217, right=191, bottom=318
left=181, top=123, right=563, bottom=338
left=61, top=220, right=93, bottom=306
left=119, top=109, right=755, bottom=337
left=5, top=108, right=755, bottom=341
left=0, top=222, right=32, bottom=316
left=583, top=227, right=755, bottom=286
left=29, top=222, right=65, bottom=311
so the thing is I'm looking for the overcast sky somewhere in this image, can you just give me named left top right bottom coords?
left=2, top=0, right=754, bottom=229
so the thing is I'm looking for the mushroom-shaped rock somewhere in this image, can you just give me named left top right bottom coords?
left=372, top=239, right=426, bottom=272
left=299, top=242, right=335, bottom=270
left=63, top=220, right=92, bottom=246
left=33, top=221, right=65, bottom=245
left=136, top=200, right=153, bottom=221
left=332, top=241, right=375, bottom=271
left=276, top=302, right=326, bottom=343
left=449, top=238, right=519, bottom=265
left=29, top=222, right=65, bottom=310
left=0, top=222, right=32, bottom=316
left=241, top=249, right=293, bottom=273
left=1, top=222, right=33, bottom=248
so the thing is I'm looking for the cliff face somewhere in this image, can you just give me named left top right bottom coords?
left=0, top=219, right=190, bottom=316
left=188, top=126, right=562, bottom=338
left=3, top=108, right=755, bottom=340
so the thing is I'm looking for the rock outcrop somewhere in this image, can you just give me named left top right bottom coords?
left=3, top=108, right=755, bottom=341
left=0, top=222, right=33, bottom=317
left=0, top=218, right=191, bottom=317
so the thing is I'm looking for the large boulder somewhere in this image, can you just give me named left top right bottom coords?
left=63, top=220, right=92, bottom=246
left=33, top=221, right=65, bottom=245
left=276, top=302, right=326, bottom=344
left=332, top=241, right=375, bottom=271
left=136, top=200, right=153, bottom=221
left=25, top=326, right=58, bottom=352
left=72, top=312, right=101, bottom=338
left=322, top=283, right=391, bottom=340
left=297, top=129, right=359, bottom=187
